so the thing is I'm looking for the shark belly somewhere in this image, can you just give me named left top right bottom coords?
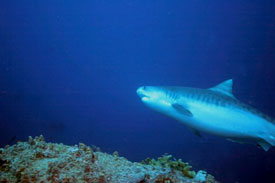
left=178, top=101, right=267, bottom=139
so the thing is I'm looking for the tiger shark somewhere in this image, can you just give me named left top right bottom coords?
left=137, top=79, right=275, bottom=151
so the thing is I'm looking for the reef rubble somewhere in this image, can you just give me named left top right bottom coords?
left=0, top=135, right=218, bottom=183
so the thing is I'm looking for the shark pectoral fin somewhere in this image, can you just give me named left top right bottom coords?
left=172, top=103, right=193, bottom=117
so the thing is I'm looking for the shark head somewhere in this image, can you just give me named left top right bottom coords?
left=137, top=86, right=193, bottom=118
left=136, top=86, right=177, bottom=114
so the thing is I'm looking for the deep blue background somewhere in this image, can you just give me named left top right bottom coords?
left=0, top=1, right=275, bottom=182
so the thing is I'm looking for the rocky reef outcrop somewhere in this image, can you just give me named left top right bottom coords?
left=0, top=135, right=218, bottom=183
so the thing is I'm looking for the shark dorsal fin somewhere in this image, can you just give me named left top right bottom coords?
left=209, top=79, right=235, bottom=98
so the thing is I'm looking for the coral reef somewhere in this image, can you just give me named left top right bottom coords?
left=0, top=135, right=218, bottom=183
left=141, top=154, right=196, bottom=178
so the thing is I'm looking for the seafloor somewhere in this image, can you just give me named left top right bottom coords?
left=0, top=135, right=218, bottom=183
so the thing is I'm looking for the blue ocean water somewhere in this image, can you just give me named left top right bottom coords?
left=0, top=1, right=274, bottom=182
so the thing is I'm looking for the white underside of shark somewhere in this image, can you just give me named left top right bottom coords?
left=137, top=79, right=275, bottom=151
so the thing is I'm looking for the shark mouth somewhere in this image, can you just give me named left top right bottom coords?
left=139, top=94, right=150, bottom=101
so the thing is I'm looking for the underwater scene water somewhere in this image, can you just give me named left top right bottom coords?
left=0, top=1, right=275, bottom=183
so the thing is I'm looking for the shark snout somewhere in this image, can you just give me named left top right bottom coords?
left=137, top=86, right=146, bottom=97
left=137, top=86, right=150, bottom=101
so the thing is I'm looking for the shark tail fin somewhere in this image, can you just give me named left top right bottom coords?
left=259, top=133, right=275, bottom=151
left=258, top=141, right=272, bottom=151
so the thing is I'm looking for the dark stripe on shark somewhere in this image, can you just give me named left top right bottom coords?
left=165, top=90, right=180, bottom=101
left=164, top=87, right=274, bottom=124
left=200, top=90, right=274, bottom=123
left=208, top=92, right=275, bottom=123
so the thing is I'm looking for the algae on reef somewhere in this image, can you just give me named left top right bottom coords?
left=141, top=154, right=196, bottom=178
left=0, top=135, right=218, bottom=183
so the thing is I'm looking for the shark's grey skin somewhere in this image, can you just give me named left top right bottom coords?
left=137, top=79, right=275, bottom=151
